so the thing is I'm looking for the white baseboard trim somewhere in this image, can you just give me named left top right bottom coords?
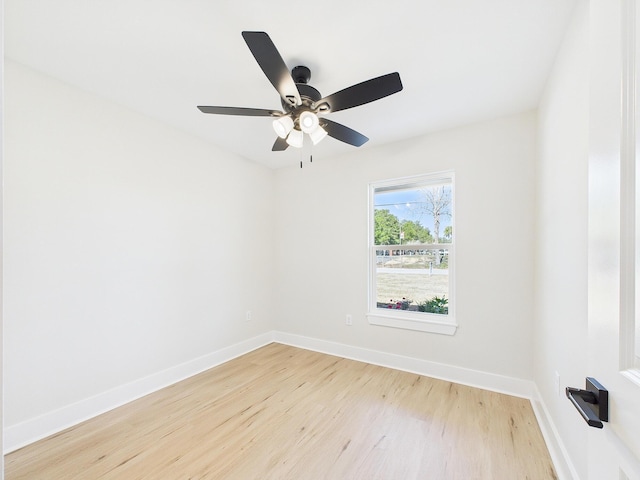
left=272, top=331, right=536, bottom=399
left=4, top=332, right=275, bottom=454
left=529, top=385, right=581, bottom=480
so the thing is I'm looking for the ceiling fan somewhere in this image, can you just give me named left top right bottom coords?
left=197, top=31, right=403, bottom=152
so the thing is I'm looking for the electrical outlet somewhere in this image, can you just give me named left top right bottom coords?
left=245, top=310, right=252, bottom=322
left=554, top=371, right=560, bottom=395
left=346, top=314, right=353, bottom=326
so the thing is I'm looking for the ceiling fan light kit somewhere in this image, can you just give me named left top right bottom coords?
left=273, top=111, right=324, bottom=147
left=197, top=31, right=403, bottom=159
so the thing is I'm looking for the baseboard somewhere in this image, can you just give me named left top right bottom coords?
left=272, top=331, right=536, bottom=399
left=529, top=385, right=581, bottom=480
left=4, top=332, right=275, bottom=454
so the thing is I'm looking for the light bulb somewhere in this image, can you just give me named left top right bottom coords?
left=286, top=128, right=304, bottom=148
left=272, top=116, right=294, bottom=138
left=299, top=111, right=319, bottom=134
left=309, top=125, right=328, bottom=145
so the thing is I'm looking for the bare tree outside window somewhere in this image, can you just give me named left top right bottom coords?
left=420, top=186, right=451, bottom=244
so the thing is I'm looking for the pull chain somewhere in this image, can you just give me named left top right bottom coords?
left=298, top=136, right=315, bottom=168
left=300, top=141, right=304, bottom=168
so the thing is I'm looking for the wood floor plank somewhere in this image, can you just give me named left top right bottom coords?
left=5, top=343, right=557, bottom=479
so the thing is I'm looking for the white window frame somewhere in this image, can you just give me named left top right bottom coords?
left=367, top=172, right=457, bottom=335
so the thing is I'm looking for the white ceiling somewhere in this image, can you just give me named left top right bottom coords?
left=5, top=0, right=578, bottom=169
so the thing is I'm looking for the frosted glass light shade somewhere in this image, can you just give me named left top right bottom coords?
left=272, top=116, right=294, bottom=138
left=309, top=125, right=328, bottom=145
left=299, top=111, right=319, bottom=134
left=286, top=128, right=304, bottom=148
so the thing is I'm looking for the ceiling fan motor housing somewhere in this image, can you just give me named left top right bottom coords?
left=292, top=65, right=311, bottom=84
left=281, top=66, right=322, bottom=113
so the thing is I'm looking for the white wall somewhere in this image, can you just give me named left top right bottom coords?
left=534, top=1, right=589, bottom=479
left=3, top=62, right=275, bottom=437
left=274, top=111, right=536, bottom=380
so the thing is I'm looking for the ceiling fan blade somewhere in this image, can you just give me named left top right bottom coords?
left=197, top=106, right=282, bottom=117
left=241, top=31, right=301, bottom=107
left=272, top=137, right=289, bottom=151
left=315, top=72, right=403, bottom=113
left=321, top=119, right=369, bottom=147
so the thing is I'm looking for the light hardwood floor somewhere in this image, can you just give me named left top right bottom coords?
left=5, top=343, right=557, bottom=479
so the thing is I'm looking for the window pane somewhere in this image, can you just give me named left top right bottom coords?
left=376, top=248, right=449, bottom=313
left=373, top=180, right=452, bottom=316
left=374, top=184, right=452, bottom=245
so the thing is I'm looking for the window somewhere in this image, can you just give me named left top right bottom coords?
left=368, top=172, right=456, bottom=334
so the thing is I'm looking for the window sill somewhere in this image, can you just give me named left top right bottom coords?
left=367, top=310, right=457, bottom=335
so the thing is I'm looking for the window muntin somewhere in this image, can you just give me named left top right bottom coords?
left=368, top=173, right=456, bottom=334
